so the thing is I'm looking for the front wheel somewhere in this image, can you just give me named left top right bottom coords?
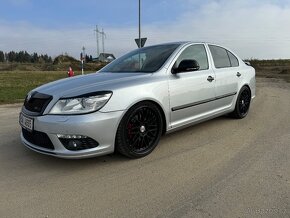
left=115, top=102, right=163, bottom=158
left=231, top=86, right=252, bottom=119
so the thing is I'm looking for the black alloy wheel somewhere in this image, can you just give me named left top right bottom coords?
left=116, top=102, right=163, bottom=158
left=231, top=86, right=251, bottom=119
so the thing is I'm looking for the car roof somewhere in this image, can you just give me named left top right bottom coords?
left=145, top=41, right=212, bottom=47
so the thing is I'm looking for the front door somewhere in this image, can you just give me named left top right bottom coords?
left=168, top=44, right=216, bottom=129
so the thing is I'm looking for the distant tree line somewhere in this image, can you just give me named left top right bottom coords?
left=0, top=50, right=52, bottom=63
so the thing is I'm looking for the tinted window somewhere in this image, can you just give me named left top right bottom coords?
left=175, top=44, right=209, bottom=70
left=209, top=45, right=231, bottom=68
left=227, top=51, right=239, bottom=67
left=100, top=44, right=179, bottom=73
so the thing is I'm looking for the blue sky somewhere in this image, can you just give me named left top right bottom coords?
left=0, top=0, right=188, bottom=27
left=0, top=0, right=290, bottom=59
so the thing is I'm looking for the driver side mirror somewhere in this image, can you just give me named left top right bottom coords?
left=172, top=59, right=200, bottom=74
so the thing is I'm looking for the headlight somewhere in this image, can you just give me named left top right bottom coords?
left=49, top=92, right=112, bottom=115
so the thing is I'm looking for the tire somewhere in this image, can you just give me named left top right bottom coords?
left=231, top=86, right=251, bottom=119
left=116, top=102, right=163, bottom=158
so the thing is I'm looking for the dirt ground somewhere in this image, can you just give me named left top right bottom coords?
left=0, top=78, right=290, bottom=217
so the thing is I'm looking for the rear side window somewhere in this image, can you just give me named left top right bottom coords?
left=209, top=45, right=231, bottom=68
left=175, top=44, right=209, bottom=70
left=227, top=51, right=239, bottom=67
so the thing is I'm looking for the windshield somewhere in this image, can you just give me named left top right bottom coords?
left=100, top=44, right=180, bottom=73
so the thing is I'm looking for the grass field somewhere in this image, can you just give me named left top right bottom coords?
left=0, top=71, right=84, bottom=104
left=0, top=60, right=289, bottom=104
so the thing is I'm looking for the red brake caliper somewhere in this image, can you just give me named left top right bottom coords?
left=127, top=123, right=132, bottom=138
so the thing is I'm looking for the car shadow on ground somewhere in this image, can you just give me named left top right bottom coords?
left=10, top=115, right=237, bottom=173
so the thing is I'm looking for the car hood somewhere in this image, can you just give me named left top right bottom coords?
left=34, top=72, right=152, bottom=98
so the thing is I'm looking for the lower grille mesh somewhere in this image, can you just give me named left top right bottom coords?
left=22, top=128, right=54, bottom=150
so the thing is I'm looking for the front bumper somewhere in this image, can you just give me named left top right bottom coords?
left=20, top=110, right=124, bottom=159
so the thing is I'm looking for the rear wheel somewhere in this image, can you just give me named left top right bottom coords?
left=116, top=102, right=163, bottom=158
left=231, top=86, right=251, bottom=119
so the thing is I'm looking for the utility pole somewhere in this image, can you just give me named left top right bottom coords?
left=134, top=0, right=146, bottom=49
left=138, top=0, right=141, bottom=69
left=139, top=0, right=141, bottom=48
left=94, top=25, right=100, bottom=58
left=100, top=28, right=106, bottom=61
left=94, top=25, right=106, bottom=61
left=101, top=28, right=105, bottom=54
left=81, top=46, right=85, bottom=75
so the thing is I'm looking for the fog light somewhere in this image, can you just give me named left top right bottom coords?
left=68, top=140, right=82, bottom=149
left=72, top=141, right=77, bottom=148
left=57, top=134, right=99, bottom=151
left=57, top=134, right=87, bottom=139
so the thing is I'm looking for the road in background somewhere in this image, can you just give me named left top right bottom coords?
left=0, top=78, right=290, bottom=217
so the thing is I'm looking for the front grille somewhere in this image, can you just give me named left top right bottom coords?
left=24, top=92, right=52, bottom=114
left=22, top=128, right=54, bottom=150
left=59, top=138, right=99, bottom=151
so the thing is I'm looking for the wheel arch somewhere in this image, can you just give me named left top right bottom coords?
left=145, top=100, right=167, bottom=135
left=239, top=83, right=252, bottom=96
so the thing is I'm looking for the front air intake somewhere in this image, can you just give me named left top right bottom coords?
left=22, top=128, right=54, bottom=150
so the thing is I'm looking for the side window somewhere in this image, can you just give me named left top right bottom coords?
left=209, top=45, right=231, bottom=68
left=175, top=44, right=209, bottom=70
left=227, top=51, right=239, bottom=67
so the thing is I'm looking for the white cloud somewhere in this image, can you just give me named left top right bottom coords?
left=1, top=0, right=290, bottom=59
left=142, top=0, right=290, bottom=59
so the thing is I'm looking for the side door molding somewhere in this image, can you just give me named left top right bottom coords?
left=171, top=92, right=237, bottom=111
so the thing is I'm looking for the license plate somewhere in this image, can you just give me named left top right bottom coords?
left=19, top=113, right=34, bottom=132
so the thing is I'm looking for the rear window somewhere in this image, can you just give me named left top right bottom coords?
left=227, top=51, right=239, bottom=67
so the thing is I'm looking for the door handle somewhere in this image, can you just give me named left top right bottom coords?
left=207, top=76, right=214, bottom=82
left=237, top=72, right=241, bottom=77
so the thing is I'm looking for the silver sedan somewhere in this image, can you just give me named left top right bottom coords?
left=19, top=42, right=255, bottom=159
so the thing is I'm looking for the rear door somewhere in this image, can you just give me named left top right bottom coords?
left=168, top=44, right=216, bottom=128
left=208, top=45, right=239, bottom=109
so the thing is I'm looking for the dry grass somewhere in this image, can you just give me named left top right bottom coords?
left=249, top=59, right=290, bottom=83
